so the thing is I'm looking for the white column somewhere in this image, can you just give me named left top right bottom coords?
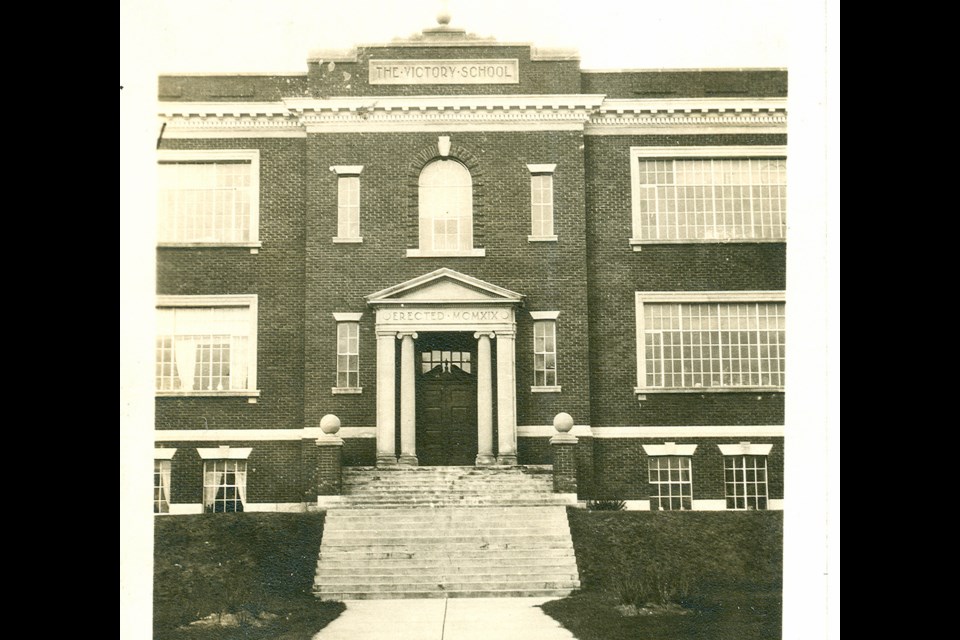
left=475, top=332, right=495, bottom=466
left=398, top=332, right=418, bottom=466
left=375, top=331, right=397, bottom=466
left=495, top=330, right=518, bottom=465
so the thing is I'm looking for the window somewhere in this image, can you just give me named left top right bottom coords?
left=157, top=149, right=260, bottom=246
left=410, top=159, right=483, bottom=257
left=635, top=292, right=784, bottom=392
left=630, top=146, right=785, bottom=247
left=724, top=455, right=769, bottom=510
left=648, top=456, right=693, bottom=510
left=154, top=460, right=171, bottom=513
left=202, top=460, right=247, bottom=513
left=531, top=311, right=560, bottom=392
left=527, top=164, right=557, bottom=241
left=421, top=350, right=472, bottom=374
left=330, top=165, right=363, bottom=242
left=332, top=313, right=362, bottom=393
left=156, top=295, right=258, bottom=396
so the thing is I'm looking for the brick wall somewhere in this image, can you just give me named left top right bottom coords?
left=304, top=130, right=591, bottom=430
left=160, top=440, right=305, bottom=505
left=584, top=133, right=787, bottom=427
left=308, top=45, right=582, bottom=97
left=156, top=137, right=306, bottom=432
left=581, top=70, right=787, bottom=98
left=592, top=436, right=784, bottom=502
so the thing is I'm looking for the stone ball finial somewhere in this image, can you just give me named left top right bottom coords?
left=553, top=412, right=574, bottom=433
left=319, top=414, right=341, bottom=435
left=437, top=8, right=451, bottom=25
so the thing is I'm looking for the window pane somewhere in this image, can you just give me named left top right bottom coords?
left=636, top=158, right=786, bottom=241
left=643, top=302, right=784, bottom=389
left=419, top=160, right=473, bottom=252
left=158, top=161, right=254, bottom=243
left=155, top=306, right=251, bottom=392
left=649, top=456, right=693, bottom=510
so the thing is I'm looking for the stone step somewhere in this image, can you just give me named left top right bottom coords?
left=315, top=560, right=579, bottom=575
left=336, top=494, right=571, bottom=502
left=319, top=539, right=573, bottom=551
left=333, top=501, right=574, bottom=509
left=319, top=547, right=576, bottom=560
left=315, top=571, right=580, bottom=584
left=314, top=579, right=580, bottom=593
left=324, top=527, right=565, bottom=538
left=342, top=484, right=553, bottom=491
left=320, top=545, right=573, bottom=561
left=325, top=506, right=565, bottom=517
left=343, top=468, right=552, bottom=472
left=316, top=588, right=577, bottom=601
left=324, top=513, right=567, bottom=525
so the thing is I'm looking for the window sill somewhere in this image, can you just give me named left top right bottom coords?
left=527, top=235, right=558, bottom=243
left=158, top=242, right=262, bottom=254
left=531, top=385, right=562, bottom=393
left=634, top=386, right=784, bottom=394
left=331, top=387, right=363, bottom=395
left=156, top=390, right=261, bottom=398
left=332, top=237, right=363, bottom=244
left=629, top=238, right=785, bottom=251
left=406, top=248, right=486, bottom=258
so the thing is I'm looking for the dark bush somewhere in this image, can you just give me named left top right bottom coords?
left=586, top=499, right=626, bottom=511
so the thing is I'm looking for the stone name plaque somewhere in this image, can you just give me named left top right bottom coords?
left=369, top=59, right=519, bottom=85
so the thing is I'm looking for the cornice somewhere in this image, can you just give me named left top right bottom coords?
left=587, top=97, right=787, bottom=135
left=284, top=95, right=606, bottom=133
left=159, top=102, right=304, bottom=138
left=157, top=95, right=786, bottom=136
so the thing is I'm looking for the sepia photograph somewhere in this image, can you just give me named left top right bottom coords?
left=121, top=1, right=836, bottom=638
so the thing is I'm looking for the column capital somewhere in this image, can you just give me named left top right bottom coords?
left=494, top=329, right=516, bottom=339
left=396, top=331, right=419, bottom=340
left=473, top=331, right=495, bottom=340
left=376, top=330, right=398, bottom=338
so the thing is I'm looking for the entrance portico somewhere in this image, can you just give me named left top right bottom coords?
left=365, top=268, right=524, bottom=467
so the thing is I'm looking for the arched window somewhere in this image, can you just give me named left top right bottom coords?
left=418, top=159, right=473, bottom=253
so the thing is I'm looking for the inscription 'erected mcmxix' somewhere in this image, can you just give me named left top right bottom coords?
left=377, top=308, right=512, bottom=324
left=369, top=59, right=519, bottom=85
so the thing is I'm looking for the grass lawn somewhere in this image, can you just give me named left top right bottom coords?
left=541, top=509, right=782, bottom=640
left=153, top=512, right=344, bottom=640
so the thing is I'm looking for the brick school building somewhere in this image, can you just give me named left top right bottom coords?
left=153, top=15, right=786, bottom=515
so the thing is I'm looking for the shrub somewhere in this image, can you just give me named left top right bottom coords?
left=611, top=565, right=692, bottom=607
left=586, top=499, right=626, bottom=511
left=612, top=572, right=652, bottom=606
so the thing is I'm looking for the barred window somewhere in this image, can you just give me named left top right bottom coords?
left=154, top=460, right=171, bottom=514
left=533, top=320, right=558, bottom=387
left=157, top=150, right=259, bottom=245
left=630, top=147, right=785, bottom=245
left=639, top=298, right=784, bottom=390
left=336, top=322, right=360, bottom=388
left=724, top=455, right=768, bottom=510
left=418, top=159, right=473, bottom=253
left=155, top=296, right=257, bottom=395
left=203, top=460, right=247, bottom=513
left=648, top=456, right=692, bottom=510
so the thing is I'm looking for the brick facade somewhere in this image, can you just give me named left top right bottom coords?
left=153, top=23, right=787, bottom=513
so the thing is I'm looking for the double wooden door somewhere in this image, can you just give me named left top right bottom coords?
left=416, top=346, right=477, bottom=466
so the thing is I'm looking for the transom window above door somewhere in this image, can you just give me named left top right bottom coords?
left=421, top=350, right=472, bottom=374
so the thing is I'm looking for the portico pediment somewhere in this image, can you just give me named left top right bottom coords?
left=365, top=268, right=524, bottom=306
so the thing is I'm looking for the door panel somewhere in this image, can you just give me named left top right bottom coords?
left=417, top=371, right=477, bottom=466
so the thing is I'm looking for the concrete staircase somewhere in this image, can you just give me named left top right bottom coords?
left=313, top=466, right=581, bottom=600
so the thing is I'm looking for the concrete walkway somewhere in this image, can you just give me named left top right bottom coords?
left=313, top=597, right=577, bottom=640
